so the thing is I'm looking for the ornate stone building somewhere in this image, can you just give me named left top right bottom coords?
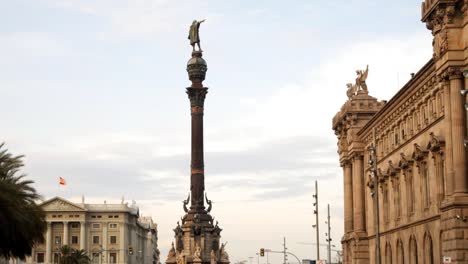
left=332, top=0, right=468, bottom=263
left=25, top=197, right=160, bottom=264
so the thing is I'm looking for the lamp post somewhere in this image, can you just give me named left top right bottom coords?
left=368, top=128, right=381, bottom=264
left=312, top=181, right=320, bottom=261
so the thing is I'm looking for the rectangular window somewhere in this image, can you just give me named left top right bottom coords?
left=109, top=223, right=118, bottom=229
left=110, top=236, right=117, bottom=244
left=92, top=223, right=100, bottom=229
left=395, top=128, right=399, bottom=145
left=93, top=236, right=100, bottom=244
left=109, top=253, right=117, bottom=264
left=54, top=236, right=61, bottom=245
left=71, top=236, right=78, bottom=244
left=37, top=253, right=45, bottom=263
left=114, top=215, right=119, bottom=218
left=71, top=223, right=79, bottom=229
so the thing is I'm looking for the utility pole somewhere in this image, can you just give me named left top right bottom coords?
left=368, top=128, right=381, bottom=264
left=325, top=204, right=331, bottom=264
left=283, top=237, right=288, bottom=264
left=313, top=181, right=320, bottom=261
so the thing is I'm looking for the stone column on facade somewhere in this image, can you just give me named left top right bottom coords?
left=119, top=223, right=126, bottom=264
left=80, top=221, right=86, bottom=250
left=353, top=153, right=365, bottom=232
left=102, top=223, right=108, bottom=264
left=45, top=222, right=52, bottom=264
left=449, top=69, right=467, bottom=194
left=63, top=221, right=69, bottom=245
left=442, top=79, right=455, bottom=196
left=343, top=160, right=354, bottom=233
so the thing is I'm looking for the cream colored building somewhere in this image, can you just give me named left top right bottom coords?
left=26, top=197, right=160, bottom=264
left=332, top=0, right=468, bottom=263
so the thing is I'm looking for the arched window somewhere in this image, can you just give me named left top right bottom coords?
left=396, top=239, right=404, bottom=264
left=424, top=233, right=434, bottom=264
left=409, top=236, right=418, bottom=264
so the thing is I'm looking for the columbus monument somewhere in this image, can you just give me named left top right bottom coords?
left=165, top=20, right=230, bottom=264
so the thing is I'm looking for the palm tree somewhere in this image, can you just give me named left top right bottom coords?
left=59, top=245, right=72, bottom=264
left=70, top=249, right=91, bottom=264
left=0, top=143, right=46, bottom=259
left=59, top=246, right=90, bottom=264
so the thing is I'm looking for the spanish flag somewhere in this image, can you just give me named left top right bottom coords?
left=59, top=177, right=66, bottom=185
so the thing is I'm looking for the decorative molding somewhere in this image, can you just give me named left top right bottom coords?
left=448, top=66, right=463, bottom=80
left=427, top=132, right=445, bottom=153
left=387, top=160, right=398, bottom=177
left=191, top=106, right=204, bottom=114
left=433, top=28, right=448, bottom=59
left=41, top=198, right=86, bottom=212
left=412, top=143, right=429, bottom=161
left=398, top=152, right=412, bottom=170
left=186, top=88, right=208, bottom=107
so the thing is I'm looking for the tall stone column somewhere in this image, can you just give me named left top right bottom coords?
left=353, top=154, right=365, bottom=232
left=449, top=69, right=467, bottom=194
left=443, top=80, right=454, bottom=196
left=45, top=222, right=52, bottom=264
left=63, top=221, right=69, bottom=245
left=102, top=223, right=108, bottom=264
left=80, top=221, right=86, bottom=250
left=119, top=223, right=126, bottom=264
left=186, top=51, right=208, bottom=213
left=343, top=161, right=354, bottom=233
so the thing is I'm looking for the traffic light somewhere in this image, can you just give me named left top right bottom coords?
left=129, top=246, right=134, bottom=255
left=260, top=248, right=264, bottom=257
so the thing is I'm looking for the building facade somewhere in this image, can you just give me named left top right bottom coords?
left=332, top=0, right=468, bottom=263
left=26, top=197, right=160, bottom=264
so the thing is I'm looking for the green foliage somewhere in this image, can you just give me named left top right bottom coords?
left=0, top=143, right=46, bottom=259
left=59, top=246, right=91, bottom=264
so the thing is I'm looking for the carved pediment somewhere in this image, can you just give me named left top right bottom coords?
left=412, top=143, right=429, bottom=161
left=398, top=152, right=413, bottom=170
left=387, top=160, right=399, bottom=177
left=41, top=197, right=86, bottom=212
left=377, top=168, right=387, bottom=184
left=427, top=132, right=445, bottom=152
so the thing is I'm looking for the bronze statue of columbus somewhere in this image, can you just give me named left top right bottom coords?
left=188, top=19, right=205, bottom=52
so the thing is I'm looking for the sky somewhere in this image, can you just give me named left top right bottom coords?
left=1, top=0, right=434, bottom=263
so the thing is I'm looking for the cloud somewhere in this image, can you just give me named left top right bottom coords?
left=42, top=0, right=212, bottom=39
left=0, top=32, right=69, bottom=60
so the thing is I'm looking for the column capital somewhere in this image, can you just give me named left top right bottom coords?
left=341, top=159, right=352, bottom=167
left=186, top=87, right=208, bottom=107
left=352, top=152, right=364, bottom=160
left=448, top=66, right=463, bottom=80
